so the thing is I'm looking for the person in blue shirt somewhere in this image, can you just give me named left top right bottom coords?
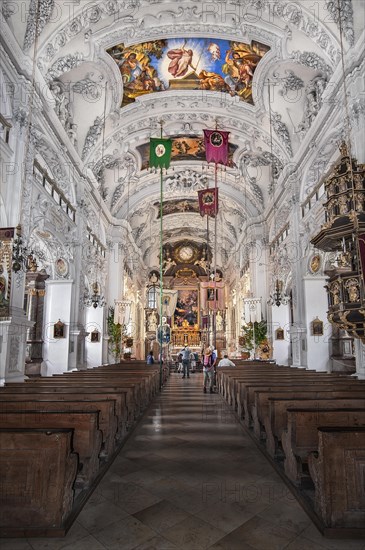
left=180, top=345, right=191, bottom=378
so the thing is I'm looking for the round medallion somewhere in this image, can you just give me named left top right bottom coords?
left=155, top=143, right=166, bottom=157
left=210, top=131, right=223, bottom=147
left=55, top=258, right=69, bottom=277
left=178, top=246, right=194, bottom=262
left=309, top=254, right=321, bottom=274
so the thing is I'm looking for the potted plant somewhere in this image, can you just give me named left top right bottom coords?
left=107, top=306, right=122, bottom=363
left=240, top=320, right=268, bottom=359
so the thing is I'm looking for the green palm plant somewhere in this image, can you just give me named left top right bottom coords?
left=241, top=320, right=267, bottom=352
left=107, top=306, right=122, bottom=361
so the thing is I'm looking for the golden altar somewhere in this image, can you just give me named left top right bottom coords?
left=171, top=320, right=201, bottom=347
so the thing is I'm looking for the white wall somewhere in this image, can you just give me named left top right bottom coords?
left=85, top=305, right=104, bottom=368
left=304, top=277, right=331, bottom=372
left=42, top=280, right=73, bottom=376
left=271, top=304, right=291, bottom=366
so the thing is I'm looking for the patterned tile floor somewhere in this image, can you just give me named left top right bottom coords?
left=2, top=374, right=365, bottom=550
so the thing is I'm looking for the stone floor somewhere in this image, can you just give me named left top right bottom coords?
left=2, top=373, right=365, bottom=550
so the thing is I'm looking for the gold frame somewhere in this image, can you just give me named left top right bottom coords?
left=90, top=329, right=100, bottom=343
left=53, top=320, right=65, bottom=339
left=173, top=286, right=200, bottom=329
left=311, top=317, right=324, bottom=336
left=275, top=328, right=285, bottom=340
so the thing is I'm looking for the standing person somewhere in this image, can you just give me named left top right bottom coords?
left=217, top=354, right=236, bottom=367
left=202, top=347, right=215, bottom=393
left=146, top=351, right=154, bottom=365
left=190, top=351, right=197, bottom=373
left=180, top=345, right=191, bottom=378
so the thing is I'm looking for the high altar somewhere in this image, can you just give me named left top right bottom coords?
left=144, top=241, right=226, bottom=354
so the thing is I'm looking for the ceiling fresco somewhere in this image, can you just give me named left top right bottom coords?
left=154, top=199, right=200, bottom=218
left=136, top=135, right=238, bottom=170
left=107, top=38, right=270, bottom=107
left=5, top=0, right=351, bottom=273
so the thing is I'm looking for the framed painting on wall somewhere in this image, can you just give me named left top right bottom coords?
left=53, top=320, right=65, bottom=338
left=174, top=288, right=199, bottom=328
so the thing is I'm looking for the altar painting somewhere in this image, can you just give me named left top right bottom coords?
left=174, top=289, right=199, bottom=328
left=137, top=135, right=237, bottom=170
left=107, top=38, right=270, bottom=107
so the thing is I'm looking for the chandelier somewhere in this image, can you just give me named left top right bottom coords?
left=84, top=282, right=106, bottom=309
left=12, top=225, right=38, bottom=273
left=267, top=279, right=290, bottom=307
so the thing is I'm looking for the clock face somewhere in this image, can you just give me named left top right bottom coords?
left=178, top=246, right=194, bottom=262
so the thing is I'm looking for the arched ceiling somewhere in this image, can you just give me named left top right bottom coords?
left=3, top=0, right=358, bottom=273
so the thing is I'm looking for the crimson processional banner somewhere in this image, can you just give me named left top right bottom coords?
left=198, top=188, right=219, bottom=217
left=203, top=129, right=229, bottom=165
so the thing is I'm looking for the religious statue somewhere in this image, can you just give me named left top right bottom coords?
left=67, top=123, right=78, bottom=148
left=345, top=278, right=359, bottom=303
left=216, top=311, right=224, bottom=331
left=163, top=255, right=176, bottom=274
left=167, top=47, right=194, bottom=78
left=194, top=252, right=208, bottom=272
left=147, top=311, right=158, bottom=332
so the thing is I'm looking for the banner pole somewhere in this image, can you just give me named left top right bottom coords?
left=159, top=122, right=163, bottom=390
left=213, top=160, right=218, bottom=352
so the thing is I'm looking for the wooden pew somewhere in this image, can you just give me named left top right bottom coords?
left=0, top=428, right=78, bottom=537
left=282, top=407, right=365, bottom=485
left=0, top=399, right=118, bottom=458
left=254, top=384, right=365, bottom=457
left=239, top=377, right=363, bottom=425
left=308, top=427, right=365, bottom=534
left=0, top=364, right=163, bottom=537
left=20, top=380, right=145, bottom=420
left=0, top=410, right=102, bottom=488
left=0, top=388, right=130, bottom=436
left=51, top=371, right=157, bottom=408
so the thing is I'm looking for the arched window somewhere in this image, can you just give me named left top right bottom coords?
left=147, top=286, right=157, bottom=309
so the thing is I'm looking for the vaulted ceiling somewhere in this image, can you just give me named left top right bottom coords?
left=3, top=0, right=359, bottom=274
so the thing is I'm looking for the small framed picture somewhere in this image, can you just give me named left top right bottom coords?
left=54, top=320, right=65, bottom=338
left=91, top=329, right=100, bottom=343
left=311, top=317, right=324, bottom=336
left=238, top=336, right=246, bottom=347
left=55, top=258, right=69, bottom=278
left=207, top=288, right=218, bottom=301
left=275, top=328, right=284, bottom=340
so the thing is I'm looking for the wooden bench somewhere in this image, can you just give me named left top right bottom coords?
left=282, top=407, right=365, bottom=485
left=0, top=388, right=130, bottom=437
left=239, top=377, right=363, bottom=426
left=308, top=427, right=365, bottom=534
left=254, top=385, right=365, bottom=458
left=0, top=399, right=118, bottom=458
left=0, top=410, right=102, bottom=488
left=0, top=428, right=78, bottom=537
left=16, top=377, right=148, bottom=422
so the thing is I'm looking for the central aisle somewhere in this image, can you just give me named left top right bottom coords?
left=8, top=374, right=365, bottom=550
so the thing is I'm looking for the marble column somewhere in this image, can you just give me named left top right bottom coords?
left=303, top=276, right=332, bottom=372
left=354, top=339, right=365, bottom=379
left=288, top=199, right=308, bottom=368
left=271, top=303, right=291, bottom=366
left=42, top=279, right=73, bottom=376
left=24, top=270, right=49, bottom=377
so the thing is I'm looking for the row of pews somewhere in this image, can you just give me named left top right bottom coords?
left=0, top=361, right=168, bottom=538
left=216, top=361, right=365, bottom=538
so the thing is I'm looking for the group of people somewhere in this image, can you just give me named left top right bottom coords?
left=178, top=345, right=236, bottom=393
left=146, top=346, right=236, bottom=393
